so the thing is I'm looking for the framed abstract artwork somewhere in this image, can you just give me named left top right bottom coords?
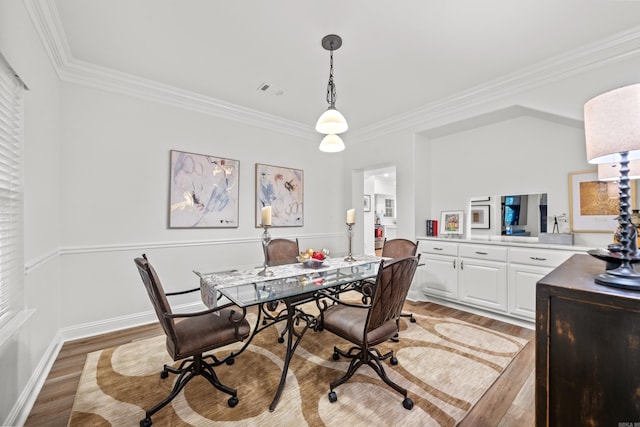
left=440, top=210, right=464, bottom=235
left=168, top=150, right=239, bottom=228
left=569, top=169, right=635, bottom=232
left=255, top=163, right=304, bottom=227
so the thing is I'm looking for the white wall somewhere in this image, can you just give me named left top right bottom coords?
left=0, top=1, right=63, bottom=424
left=428, top=115, right=589, bottom=238
left=58, top=83, right=350, bottom=328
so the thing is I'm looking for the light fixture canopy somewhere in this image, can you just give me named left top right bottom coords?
left=316, top=34, right=348, bottom=142
left=318, top=134, right=345, bottom=153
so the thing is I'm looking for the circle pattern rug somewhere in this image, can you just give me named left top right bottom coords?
left=68, top=304, right=528, bottom=426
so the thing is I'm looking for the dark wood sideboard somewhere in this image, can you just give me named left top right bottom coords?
left=536, top=254, right=640, bottom=426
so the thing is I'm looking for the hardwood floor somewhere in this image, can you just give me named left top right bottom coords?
left=25, top=301, right=535, bottom=426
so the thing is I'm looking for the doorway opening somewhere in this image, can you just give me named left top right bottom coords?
left=363, top=166, right=396, bottom=255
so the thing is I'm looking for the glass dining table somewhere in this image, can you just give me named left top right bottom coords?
left=196, top=254, right=382, bottom=411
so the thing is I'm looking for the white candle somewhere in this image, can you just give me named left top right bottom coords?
left=347, top=208, right=355, bottom=224
left=261, top=206, right=272, bottom=226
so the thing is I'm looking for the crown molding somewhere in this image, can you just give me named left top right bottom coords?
left=59, top=58, right=317, bottom=140
left=350, top=26, right=640, bottom=143
left=26, top=0, right=640, bottom=144
left=25, top=0, right=317, bottom=141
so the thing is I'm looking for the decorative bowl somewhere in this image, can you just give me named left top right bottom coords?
left=297, top=256, right=326, bottom=268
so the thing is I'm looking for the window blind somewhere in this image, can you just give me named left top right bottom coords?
left=0, top=54, right=24, bottom=327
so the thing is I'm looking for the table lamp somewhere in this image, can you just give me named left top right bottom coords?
left=585, top=83, right=640, bottom=289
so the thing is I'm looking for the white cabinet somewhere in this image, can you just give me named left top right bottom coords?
left=507, top=247, right=576, bottom=320
left=417, top=237, right=583, bottom=323
left=508, top=263, right=551, bottom=320
left=419, top=241, right=458, bottom=300
left=458, top=245, right=508, bottom=313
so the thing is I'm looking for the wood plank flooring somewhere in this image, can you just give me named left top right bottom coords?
left=25, top=301, right=535, bottom=426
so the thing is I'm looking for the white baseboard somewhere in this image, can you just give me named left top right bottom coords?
left=4, top=331, right=63, bottom=427
left=418, top=295, right=535, bottom=330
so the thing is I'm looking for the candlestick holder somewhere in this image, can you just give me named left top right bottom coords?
left=344, top=222, right=356, bottom=262
left=258, top=225, right=274, bottom=276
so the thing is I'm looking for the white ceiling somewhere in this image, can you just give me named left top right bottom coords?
left=51, top=0, right=640, bottom=135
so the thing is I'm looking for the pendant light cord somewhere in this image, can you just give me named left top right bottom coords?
left=326, top=47, right=336, bottom=108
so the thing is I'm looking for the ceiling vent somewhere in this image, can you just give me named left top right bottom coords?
left=257, top=82, right=284, bottom=96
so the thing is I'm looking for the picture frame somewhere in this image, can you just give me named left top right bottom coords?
left=569, top=169, right=636, bottom=233
left=168, top=150, right=239, bottom=228
left=440, top=210, right=465, bottom=235
left=255, top=163, right=304, bottom=227
left=364, top=194, right=371, bottom=212
left=470, top=205, right=490, bottom=229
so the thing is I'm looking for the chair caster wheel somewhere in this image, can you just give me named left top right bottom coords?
left=226, top=357, right=235, bottom=366
left=390, top=356, right=398, bottom=365
left=332, top=352, right=340, bottom=361
left=403, top=397, right=414, bottom=410
left=410, top=317, right=416, bottom=323
left=278, top=336, right=285, bottom=343
left=140, top=417, right=152, bottom=427
left=328, top=391, right=337, bottom=403
left=228, top=396, right=239, bottom=407
left=160, top=370, right=168, bottom=379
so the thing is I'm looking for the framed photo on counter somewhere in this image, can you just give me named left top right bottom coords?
left=470, top=205, right=490, bottom=229
left=440, top=210, right=464, bottom=235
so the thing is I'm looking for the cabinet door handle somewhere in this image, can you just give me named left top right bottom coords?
left=433, top=247, right=443, bottom=251
left=453, top=259, right=456, bottom=269
left=530, top=256, right=547, bottom=261
left=475, top=251, right=488, bottom=255
left=460, top=259, right=464, bottom=270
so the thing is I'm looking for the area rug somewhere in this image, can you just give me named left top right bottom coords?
left=68, top=304, right=528, bottom=426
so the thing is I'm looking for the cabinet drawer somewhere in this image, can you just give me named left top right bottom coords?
left=509, top=247, right=574, bottom=267
left=459, top=244, right=507, bottom=262
left=420, top=241, right=458, bottom=257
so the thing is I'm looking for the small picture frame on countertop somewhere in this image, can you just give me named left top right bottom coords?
left=470, top=205, right=490, bottom=229
left=440, top=210, right=464, bottom=235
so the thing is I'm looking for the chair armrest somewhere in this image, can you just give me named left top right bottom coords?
left=314, top=289, right=371, bottom=310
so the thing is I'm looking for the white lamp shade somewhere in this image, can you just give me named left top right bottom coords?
left=319, top=134, right=345, bottom=153
left=598, top=160, right=640, bottom=181
left=585, top=83, right=640, bottom=164
left=315, top=108, right=348, bottom=134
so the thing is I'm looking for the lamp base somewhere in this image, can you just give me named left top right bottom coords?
left=594, top=270, right=640, bottom=290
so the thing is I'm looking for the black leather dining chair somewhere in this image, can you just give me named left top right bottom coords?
left=134, top=254, right=250, bottom=427
left=315, top=255, right=420, bottom=409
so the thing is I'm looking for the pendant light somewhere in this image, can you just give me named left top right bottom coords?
left=317, top=34, right=348, bottom=152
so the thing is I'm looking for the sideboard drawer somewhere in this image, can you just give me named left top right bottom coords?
left=420, top=241, right=458, bottom=257
left=509, top=247, right=574, bottom=267
left=459, top=244, right=507, bottom=262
